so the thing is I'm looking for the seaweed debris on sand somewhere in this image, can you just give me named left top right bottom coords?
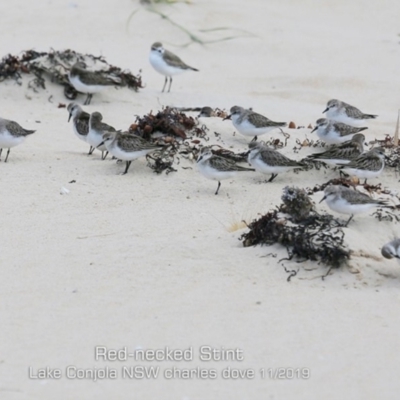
left=240, top=186, right=351, bottom=276
left=0, top=49, right=143, bottom=99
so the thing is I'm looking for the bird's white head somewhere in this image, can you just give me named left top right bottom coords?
left=197, top=147, right=213, bottom=163
left=151, top=42, right=164, bottom=55
left=67, top=103, right=83, bottom=121
left=320, top=184, right=342, bottom=204
left=311, top=118, right=329, bottom=133
left=323, top=99, right=341, bottom=114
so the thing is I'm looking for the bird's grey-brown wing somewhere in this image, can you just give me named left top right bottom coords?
left=260, top=148, right=302, bottom=167
left=97, top=121, right=116, bottom=133
left=309, top=141, right=362, bottom=160
left=247, top=112, right=286, bottom=128
left=117, top=134, right=161, bottom=151
left=343, top=102, right=377, bottom=120
left=163, top=49, right=198, bottom=71
left=343, top=189, right=385, bottom=205
left=75, top=113, right=90, bottom=135
left=6, top=121, right=35, bottom=137
left=333, top=122, right=367, bottom=136
left=72, top=66, right=120, bottom=86
left=209, top=155, right=254, bottom=172
left=341, top=152, right=383, bottom=171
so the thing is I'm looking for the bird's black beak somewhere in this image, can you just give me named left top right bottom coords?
left=322, top=107, right=329, bottom=113
left=97, top=141, right=105, bottom=148
left=223, top=114, right=231, bottom=121
left=311, top=126, right=317, bottom=133
left=319, top=195, right=327, bottom=204
left=68, top=113, right=72, bottom=122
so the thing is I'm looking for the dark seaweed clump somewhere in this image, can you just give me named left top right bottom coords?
left=129, top=108, right=208, bottom=174
left=0, top=49, right=142, bottom=99
left=129, top=107, right=208, bottom=140
left=240, top=186, right=350, bottom=273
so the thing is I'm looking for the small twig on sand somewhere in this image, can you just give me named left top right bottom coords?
left=394, top=109, right=400, bottom=147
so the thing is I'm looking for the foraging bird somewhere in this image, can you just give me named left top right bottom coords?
left=88, top=112, right=116, bottom=160
left=337, top=147, right=386, bottom=183
left=0, top=117, right=35, bottom=162
left=322, top=99, right=377, bottom=126
left=311, top=118, right=368, bottom=144
left=197, top=147, right=255, bottom=195
left=69, top=62, right=121, bottom=105
left=319, top=184, right=388, bottom=226
left=305, top=133, right=365, bottom=166
left=67, top=103, right=93, bottom=154
left=98, top=131, right=162, bottom=175
left=224, top=106, right=286, bottom=141
left=149, top=42, right=199, bottom=93
left=247, top=141, right=303, bottom=182
left=381, top=238, right=400, bottom=262
left=198, top=107, right=215, bottom=118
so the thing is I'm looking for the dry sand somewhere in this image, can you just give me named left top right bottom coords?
left=1, top=0, right=400, bottom=399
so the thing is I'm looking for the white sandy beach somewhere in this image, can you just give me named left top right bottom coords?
left=1, top=0, right=400, bottom=399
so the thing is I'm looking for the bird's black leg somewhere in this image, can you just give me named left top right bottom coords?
left=251, top=136, right=258, bottom=142
left=122, top=161, right=132, bottom=175
left=344, top=214, right=354, bottom=227
left=215, top=181, right=221, bottom=195
left=268, top=173, right=278, bottom=182
left=363, top=179, right=368, bottom=185
left=102, top=151, right=109, bottom=160
left=162, top=76, right=168, bottom=93
left=84, top=94, right=92, bottom=105
left=88, top=146, right=95, bottom=155
left=4, top=148, right=10, bottom=163
left=322, top=266, right=333, bottom=280
left=168, top=77, right=173, bottom=93
left=0, top=148, right=2, bottom=161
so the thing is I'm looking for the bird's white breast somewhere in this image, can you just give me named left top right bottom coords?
left=69, top=75, right=107, bottom=94
left=149, top=52, right=185, bottom=77
left=0, top=131, right=26, bottom=148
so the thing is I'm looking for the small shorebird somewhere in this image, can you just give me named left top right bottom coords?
left=247, top=141, right=303, bottom=182
left=225, top=106, right=286, bottom=141
left=196, top=147, right=255, bottom=195
left=322, top=99, right=377, bottom=126
left=69, top=62, right=121, bottom=105
left=198, top=107, right=215, bottom=118
left=98, top=131, right=162, bottom=175
left=311, top=118, right=368, bottom=144
left=381, top=238, right=400, bottom=262
left=67, top=103, right=93, bottom=154
left=338, top=147, right=385, bottom=183
left=88, top=112, right=116, bottom=160
left=319, top=185, right=388, bottom=226
left=0, top=117, right=35, bottom=162
left=149, top=42, right=199, bottom=93
left=305, top=133, right=365, bottom=166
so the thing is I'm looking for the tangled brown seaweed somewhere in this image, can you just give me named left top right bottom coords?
left=240, top=186, right=351, bottom=277
left=131, top=107, right=251, bottom=173
left=0, top=49, right=143, bottom=100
